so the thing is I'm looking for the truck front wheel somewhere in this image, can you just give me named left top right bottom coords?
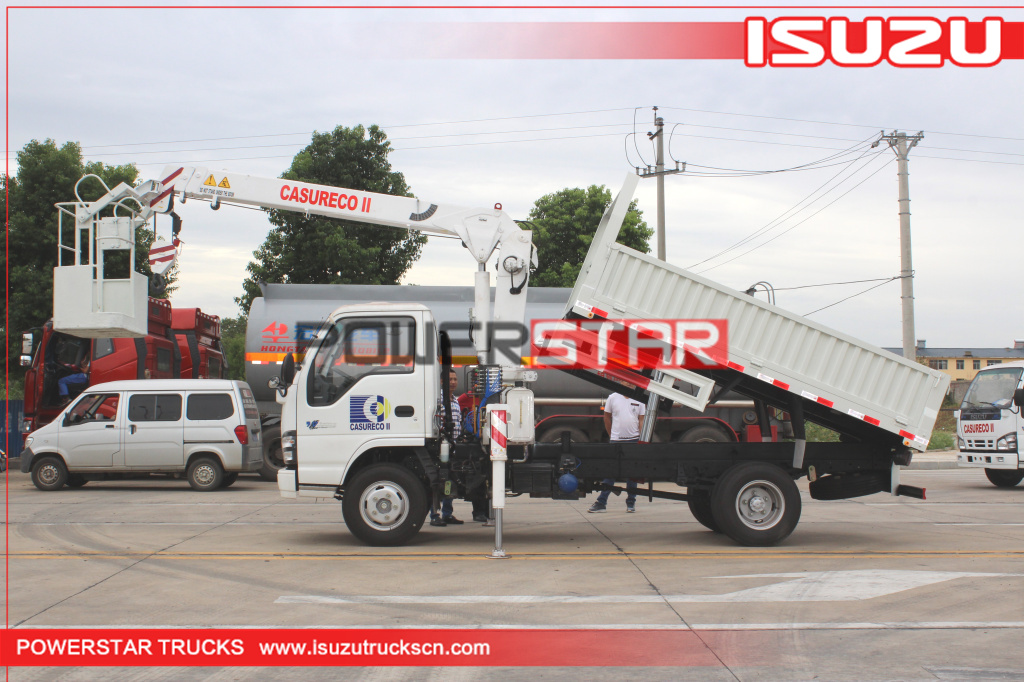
left=259, top=425, right=283, bottom=481
left=342, top=464, right=428, bottom=547
left=985, top=469, right=1024, bottom=488
left=711, top=462, right=801, bottom=546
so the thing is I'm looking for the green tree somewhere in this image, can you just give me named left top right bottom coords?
left=219, top=316, right=247, bottom=381
left=236, top=125, right=426, bottom=314
left=527, top=185, right=652, bottom=287
left=3, top=139, right=174, bottom=375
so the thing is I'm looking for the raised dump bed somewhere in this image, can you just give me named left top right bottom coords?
left=566, top=174, right=950, bottom=452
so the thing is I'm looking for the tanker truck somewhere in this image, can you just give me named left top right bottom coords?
left=246, top=283, right=781, bottom=480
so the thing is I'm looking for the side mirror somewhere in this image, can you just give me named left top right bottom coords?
left=20, top=355, right=31, bottom=367
left=22, top=332, right=33, bottom=356
left=281, top=353, right=296, bottom=385
left=1014, top=388, right=1024, bottom=408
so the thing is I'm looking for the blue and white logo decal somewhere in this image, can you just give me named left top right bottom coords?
left=350, top=395, right=391, bottom=431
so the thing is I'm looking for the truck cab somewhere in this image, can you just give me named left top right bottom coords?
left=956, top=360, right=1024, bottom=487
left=277, top=303, right=439, bottom=502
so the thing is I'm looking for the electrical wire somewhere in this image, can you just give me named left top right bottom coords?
left=686, top=139, right=884, bottom=270
left=774, top=275, right=909, bottom=292
left=694, top=154, right=895, bottom=274
left=804, top=277, right=901, bottom=317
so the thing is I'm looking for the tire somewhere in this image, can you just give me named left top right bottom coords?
left=221, top=472, right=239, bottom=488
left=678, top=425, right=732, bottom=443
left=686, top=487, right=720, bottom=532
left=537, top=426, right=589, bottom=443
left=187, top=456, right=224, bottom=492
left=259, top=425, right=283, bottom=482
left=342, top=464, right=428, bottom=546
left=985, top=469, right=1024, bottom=488
left=66, top=474, right=89, bottom=488
left=711, top=462, right=801, bottom=546
left=809, top=472, right=889, bottom=501
left=32, top=456, right=69, bottom=491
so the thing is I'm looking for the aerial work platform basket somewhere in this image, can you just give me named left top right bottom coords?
left=52, top=173, right=177, bottom=338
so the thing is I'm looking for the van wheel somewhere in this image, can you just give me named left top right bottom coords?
left=259, top=425, right=282, bottom=481
left=187, top=457, right=224, bottom=491
left=342, top=464, right=427, bottom=547
left=221, top=472, right=239, bottom=488
left=686, top=487, right=720, bottom=532
left=985, top=469, right=1024, bottom=488
left=32, top=456, right=68, bottom=491
left=711, top=462, right=801, bottom=546
left=66, top=475, right=89, bottom=488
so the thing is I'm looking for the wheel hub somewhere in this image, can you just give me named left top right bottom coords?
left=360, top=482, right=409, bottom=530
left=40, top=465, right=59, bottom=485
left=735, top=480, right=784, bottom=529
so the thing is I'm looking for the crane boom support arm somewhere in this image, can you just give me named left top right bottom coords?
left=159, top=165, right=528, bottom=267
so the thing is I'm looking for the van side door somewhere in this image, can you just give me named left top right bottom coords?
left=124, top=393, right=185, bottom=468
left=59, top=392, right=123, bottom=468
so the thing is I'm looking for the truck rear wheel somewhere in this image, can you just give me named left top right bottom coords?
left=711, top=462, right=801, bottom=546
left=342, top=464, right=427, bottom=547
left=686, top=487, right=720, bottom=532
left=985, top=469, right=1024, bottom=488
left=32, top=456, right=68, bottom=491
left=678, top=425, right=732, bottom=443
left=259, top=425, right=283, bottom=481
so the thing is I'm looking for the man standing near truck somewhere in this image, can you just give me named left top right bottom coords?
left=588, top=392, right=646, bottom=513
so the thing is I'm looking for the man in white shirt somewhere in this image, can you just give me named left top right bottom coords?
left=588, top=392, right=645, bottom=513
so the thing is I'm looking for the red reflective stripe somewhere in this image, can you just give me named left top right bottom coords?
left=864, top=415, right=881, bottom=426
left=817, top=397, right=834, bottom=408
left=149, top=254, right=175, bottom=263
left=149, top=187, right=174, bottom=207
left=592, top=307, right=608, bottom=318
left=773, top=379, right=790, bottom=391
left=727, top=361, right=745, bottom=372
left=899, top=430, right=916, bottom=440
left=161, top=167, right=184, bottom=185
left=491, top=430, right=508, bottom=448
left=149, top=243, right=176, bottom=255
left=495, top=410, right=507, bottom=424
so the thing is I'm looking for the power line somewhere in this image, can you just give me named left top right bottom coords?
left=775, top=275, right=909, bottom=292
left=804, top=277, right=901, bottom=317
left=694, top=155, right=895, bottom=274
left=686, top=140, right=884, bottom=270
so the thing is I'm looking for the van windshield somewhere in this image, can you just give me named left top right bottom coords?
left=961, top=367, right=1023, bottom=410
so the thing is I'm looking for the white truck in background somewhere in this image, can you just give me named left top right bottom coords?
left=956, top=360, right=1024, bottom=487
left=51, top=165, right=950, bottom=549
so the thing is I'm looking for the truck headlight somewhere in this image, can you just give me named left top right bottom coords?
left=996, top=433, right=1017, bottom=451
left=23, top=436, right=33, bottom=449
left=282, top=430, right=296, bottom=465
left=957, top=437, right=965, bottom=450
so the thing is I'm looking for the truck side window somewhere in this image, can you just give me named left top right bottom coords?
left=307, top=316, right=416, bottom=407
left=93, top=338, right=115, bottom=360
left=186, top=393, right=234, bottom=421
left=129, top=394, right=183, bottom=422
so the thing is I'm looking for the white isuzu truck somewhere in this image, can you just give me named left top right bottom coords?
left=50, top=165, right=950, bottom=549
left=956, top=360, right=1024, bottom=487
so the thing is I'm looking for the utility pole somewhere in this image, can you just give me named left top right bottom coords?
left=879, top=130, right=924, bottom=362
left=637, top=107, right=684, bottom=442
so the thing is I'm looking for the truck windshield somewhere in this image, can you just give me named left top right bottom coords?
left=961, top=367, right=1023, bottom=410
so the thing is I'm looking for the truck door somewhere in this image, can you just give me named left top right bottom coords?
left=59, top=392, right=123, bottom=468
left=297, top=313, right=426, bottom=486
left=125, top=393, right=185, bottom=468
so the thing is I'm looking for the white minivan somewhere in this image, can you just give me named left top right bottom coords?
left=21, top=379, right=263, bottom=491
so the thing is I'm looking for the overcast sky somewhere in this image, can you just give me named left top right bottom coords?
left=7, top=3, right=1023, bottom=349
